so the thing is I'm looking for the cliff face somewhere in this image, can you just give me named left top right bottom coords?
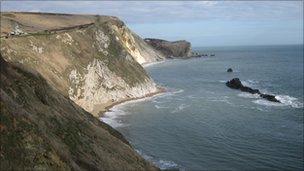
left=0, top=12, right=162, bottom=170
left=0, top=55, right=157, bottom=170
left=144, top=38, right=192, bottom=58
left=0, top=12, right=164, bottom=116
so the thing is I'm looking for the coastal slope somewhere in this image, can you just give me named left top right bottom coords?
left=0, top=12, right=164, bottom=116
left=0, top=56, right=157, bottom=170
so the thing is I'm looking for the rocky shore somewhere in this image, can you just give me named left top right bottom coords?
left=99, top=87, right=166, bottom=117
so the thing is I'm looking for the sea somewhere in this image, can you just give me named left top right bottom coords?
left=101, top=44, right=303, bottom=170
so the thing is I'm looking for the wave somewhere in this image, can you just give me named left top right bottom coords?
left=155, top=160, right=180, bottom=170
left=187, top=95, right=199, bottom=99
left=152, top=88, right=184, bottom=103
left=100, top=108, right=129, bottom=128
left=253, top=95, right=303, bottom=108
left=238, top=92, right=260, bottom=99
left=208, top=96, right=234, bottom=106
left=170, top=89, right=184, bottom=95
left=157, top=89, right=184, bottom=98
left=236, top=84, right=303, bottom=108
left=253, top=99, right=286, bottom=107
left=142, top=60, right=166, bottom=68
left=171, top=103, right=190, bottom=113
left=101, top=88, right=184, bottom=127
left=275, top=95, right=303, bottom=108
left=154, top=104, right=169, bottom=109
left=100, top=95, right=161, bottom=128
left=242, top=79, right=259, bottom=87
left=135, top=149, right=181, bottom=170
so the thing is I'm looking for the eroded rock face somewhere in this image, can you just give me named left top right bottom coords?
left=0, top=14, right=161, bottom=116
left=68, top=59, right=157, bottom=114
left=226, top=78, right=280, bottom=103
left=108, top=21, right=165, bottom=65
left=144, top=38, right=192, bottom=58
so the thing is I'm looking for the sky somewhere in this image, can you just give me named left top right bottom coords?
left=1, top=1, right=303, bottom=47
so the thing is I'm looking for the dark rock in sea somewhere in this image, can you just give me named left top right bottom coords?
left=240, top=86, right=261, bottom=94
left=226, top=78, right=280, bottom=103
left=227, top=68, right=233, bottom=72
left=191, top=52, right=203, bottom=58
left=226, top=78, right=243, bottom=89
left=260, top=94, right=280, bottom=102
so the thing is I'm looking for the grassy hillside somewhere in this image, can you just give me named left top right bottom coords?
left=0, top=55, right=157, bottom=170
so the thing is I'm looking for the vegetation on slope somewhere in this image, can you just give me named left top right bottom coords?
left=0, top=56, right=157, bottom=170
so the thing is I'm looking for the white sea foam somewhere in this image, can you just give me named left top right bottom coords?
left=242, top=80, right=258, bottom=87
left=143, top=60, right=166, bottom=68
left=238, top=92, right=260, bottom=98
left=100, top=117, right=128, bottom=128
left=187, top=95, right=198, bottom=99
left=101, top=108, right=129, bottom=128
left=155, top=160, right=179, bottom=170
left=253, top=95, right=303, bottom=108
left=154, top=104, right=169, bottom=109
left=210, top=98, right=227, bottom=102
left=135, top=149, right=181, bottom=170
left=275, top=95, right=303, bottom=108
left=100, top=91, right=167, bottom=128
left=209, top=96, right=231, bottom=103
left=171, top=103, right=190, bottom=113
left=253, top=99, right=286, bottom=107
left=247, top=79, right=259, bottom=84
left=237, top=86, right=303, bottom=109
left=250, top=106, right=267, bottom=112
left=171, top=89, right=184, bottom=95
left=154, top=89, right=184, bottom=99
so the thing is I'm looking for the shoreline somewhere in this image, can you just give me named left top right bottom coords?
left=98, top=86, right=166, bottom=118
left=142, top=60, right=166, bottom=68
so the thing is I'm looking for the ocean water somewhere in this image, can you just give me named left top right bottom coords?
left=101, top=45, right=303, bottom=170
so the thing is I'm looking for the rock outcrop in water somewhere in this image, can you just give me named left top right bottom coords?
left=227, top=68, right=233, bottom=72
left=144, top=38, right=193, bottom=58
left=226, top=78, right=280, bottom=103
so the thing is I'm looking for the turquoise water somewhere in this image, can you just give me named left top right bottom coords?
left=102, top=45, right=303, bottom=170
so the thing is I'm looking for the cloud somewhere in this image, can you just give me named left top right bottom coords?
left=1, top=1, right=303, bottom=24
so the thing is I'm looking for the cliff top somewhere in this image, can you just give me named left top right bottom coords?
left=0, top=12, right=121, bottom=36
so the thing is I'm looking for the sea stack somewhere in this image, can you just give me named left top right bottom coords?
left=227, top=68, right=233, bottom=72
left=226, top=78, right=280, bottom=103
